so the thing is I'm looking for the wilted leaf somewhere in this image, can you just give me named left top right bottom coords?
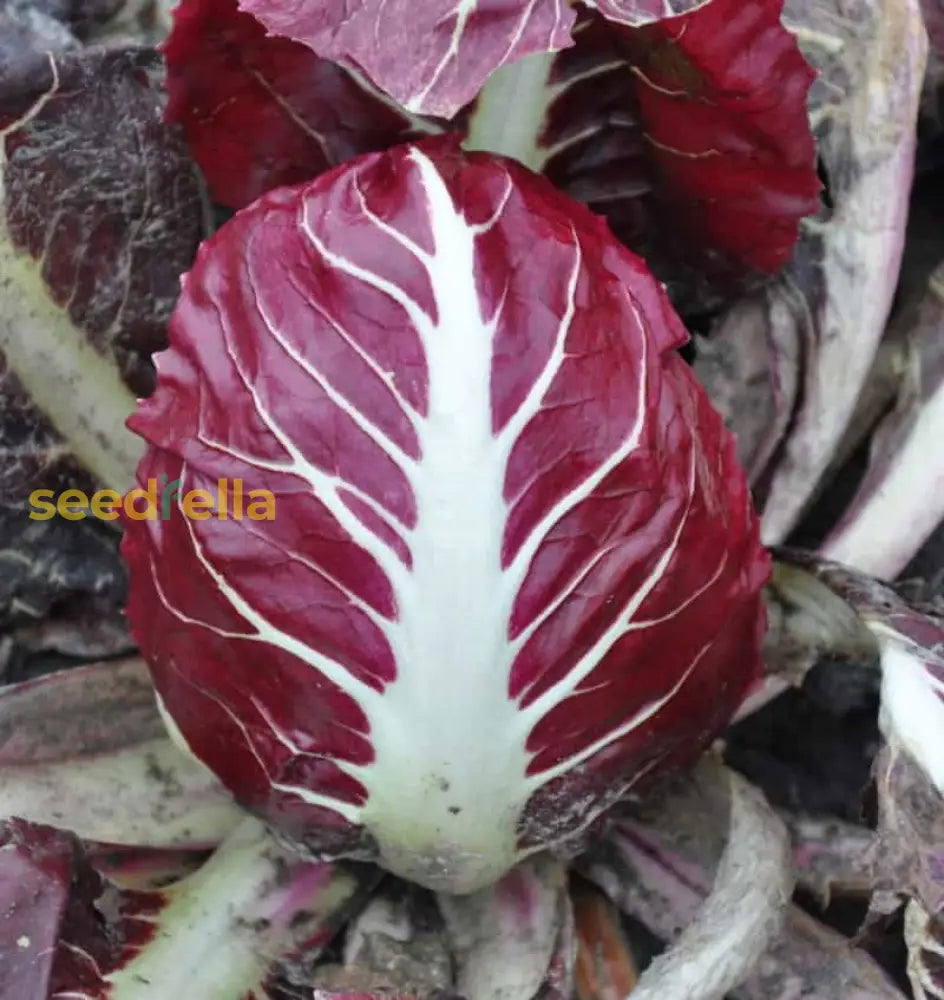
left=572, top=877, right=638, bottom=1000
left=0, top=38, right=206, bottom=495
left=584, top=759, right=795, bottom=1000
left=692, top=293, right=802, bottom=485
left=0, top=658, right=241, bottom=847
left=905, top=898, right=944, bottom=1000
left=872, top=744, right=944, bottom=919
left=821, top=261, right=944, bottom=578
left=0, top=815, right=374, bottom=1000
left=711, top=0, right=929, bottom=544
left=582, top=758, right=904, bottom=1000
left=438, top=854, right=573, bottom=1000
left=312, top=883, right=453, bottom=995
left=760, top=560, right=879, bottom=691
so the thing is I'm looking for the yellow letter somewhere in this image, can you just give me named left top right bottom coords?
left=124, top=479, right=159, bottom=520
left=91, top=489, right=122, bottom=521
left=182, top=489, right=215, bottom=521
left=247, top=490, right=276, bottom=521
left=28, top=489, right=56, bottom=520
left=57, top=488, right=89, bottom=520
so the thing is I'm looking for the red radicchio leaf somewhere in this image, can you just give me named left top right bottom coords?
left=465, top=0, right=820, bottom=307
left=584, top=0, right=713, bottom=20
left=122, top=137, right=770, bottom=895
left=610, top=0, right=820, bottom=283
left=166, top=0, right=819, bottom=309
left=162, top=0, right=435, bottom=211
left=235, top=0, right=577, bottom=118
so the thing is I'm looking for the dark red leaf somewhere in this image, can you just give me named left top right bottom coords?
left=163, top=0, right=431, bottom=210
left=123, top=137, right=769, bottom=895
left=236, top=0, right=576, bottom=118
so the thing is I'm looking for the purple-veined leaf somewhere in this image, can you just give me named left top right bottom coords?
left=0, top=815, right=375, bottom=1000
left=0, top=37, right=206, bottom=496
left=581, top=758, right=905, bottom=1000
left=464, top=0, right=820, bottom=309
left=123, top=138, right=769, bottom=894
left=0, top=658, right=241, bottom=847
left=0, top=819, right=91, bottom=1000
left=170, top=0, right=819, bottom=308
left=236, top=0, right=577, bottom=118
left=821, top=261, right=944, bottom=578
left=583, top=0, right=712, bottom=20
left=0, top=24, right=205, bottom=667
left=583, top=759, right=795, bottom=1000
left=757, top=0, right=928, bottom=543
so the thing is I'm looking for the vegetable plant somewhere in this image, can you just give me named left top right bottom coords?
left=0, top=0, right=941, bottom=998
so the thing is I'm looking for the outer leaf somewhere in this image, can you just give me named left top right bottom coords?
left=0, top=658, right=241, bottom=847
left=0, top=40, right=206, bottom=495
left=905, top=899, right=944, bottom=1000
left=872, top=746, right=944, bottom=926
left=584, top=0, right=712, bottom=19
left=123, top=138, right=768, bottom=894
left=437, top=854, right=572, bottom=1000
left=692, top=291, right=802, bottom=485
left=236, top=0, right=744, bottom=121
left=757, top=0, right=928, bottom=543
left=0, top=819, right=89, bottom=1000
left=581, top=759, right=904, bottom=1000
left=236, top=0, right=577, bottom=118
left=163, top=0, right=435, bottom=210
left=466, top=0, right=820, bottom=308
left=313, top=883, right=453, bottom=994
left=178, top=0, right=818, bottom=305
left=732, top=556, right=880, bottom=721
left=923, top=0, right=944, bottom=57
left=870, top=744, right=944, bottom=1000
left=572, top=878, right=637, bottom=1000
left=0, top=816, right=373, bottom=1000
left=0, top=503, right=130, bottom=667
left=588, top=760, right=794, bottom=1000
left=5, top=0, right=165, bottom=45
left=821, top=261, right=944, bottom=578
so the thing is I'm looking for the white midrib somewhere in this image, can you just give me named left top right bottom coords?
left=358, top=152, right=529, bottom=892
